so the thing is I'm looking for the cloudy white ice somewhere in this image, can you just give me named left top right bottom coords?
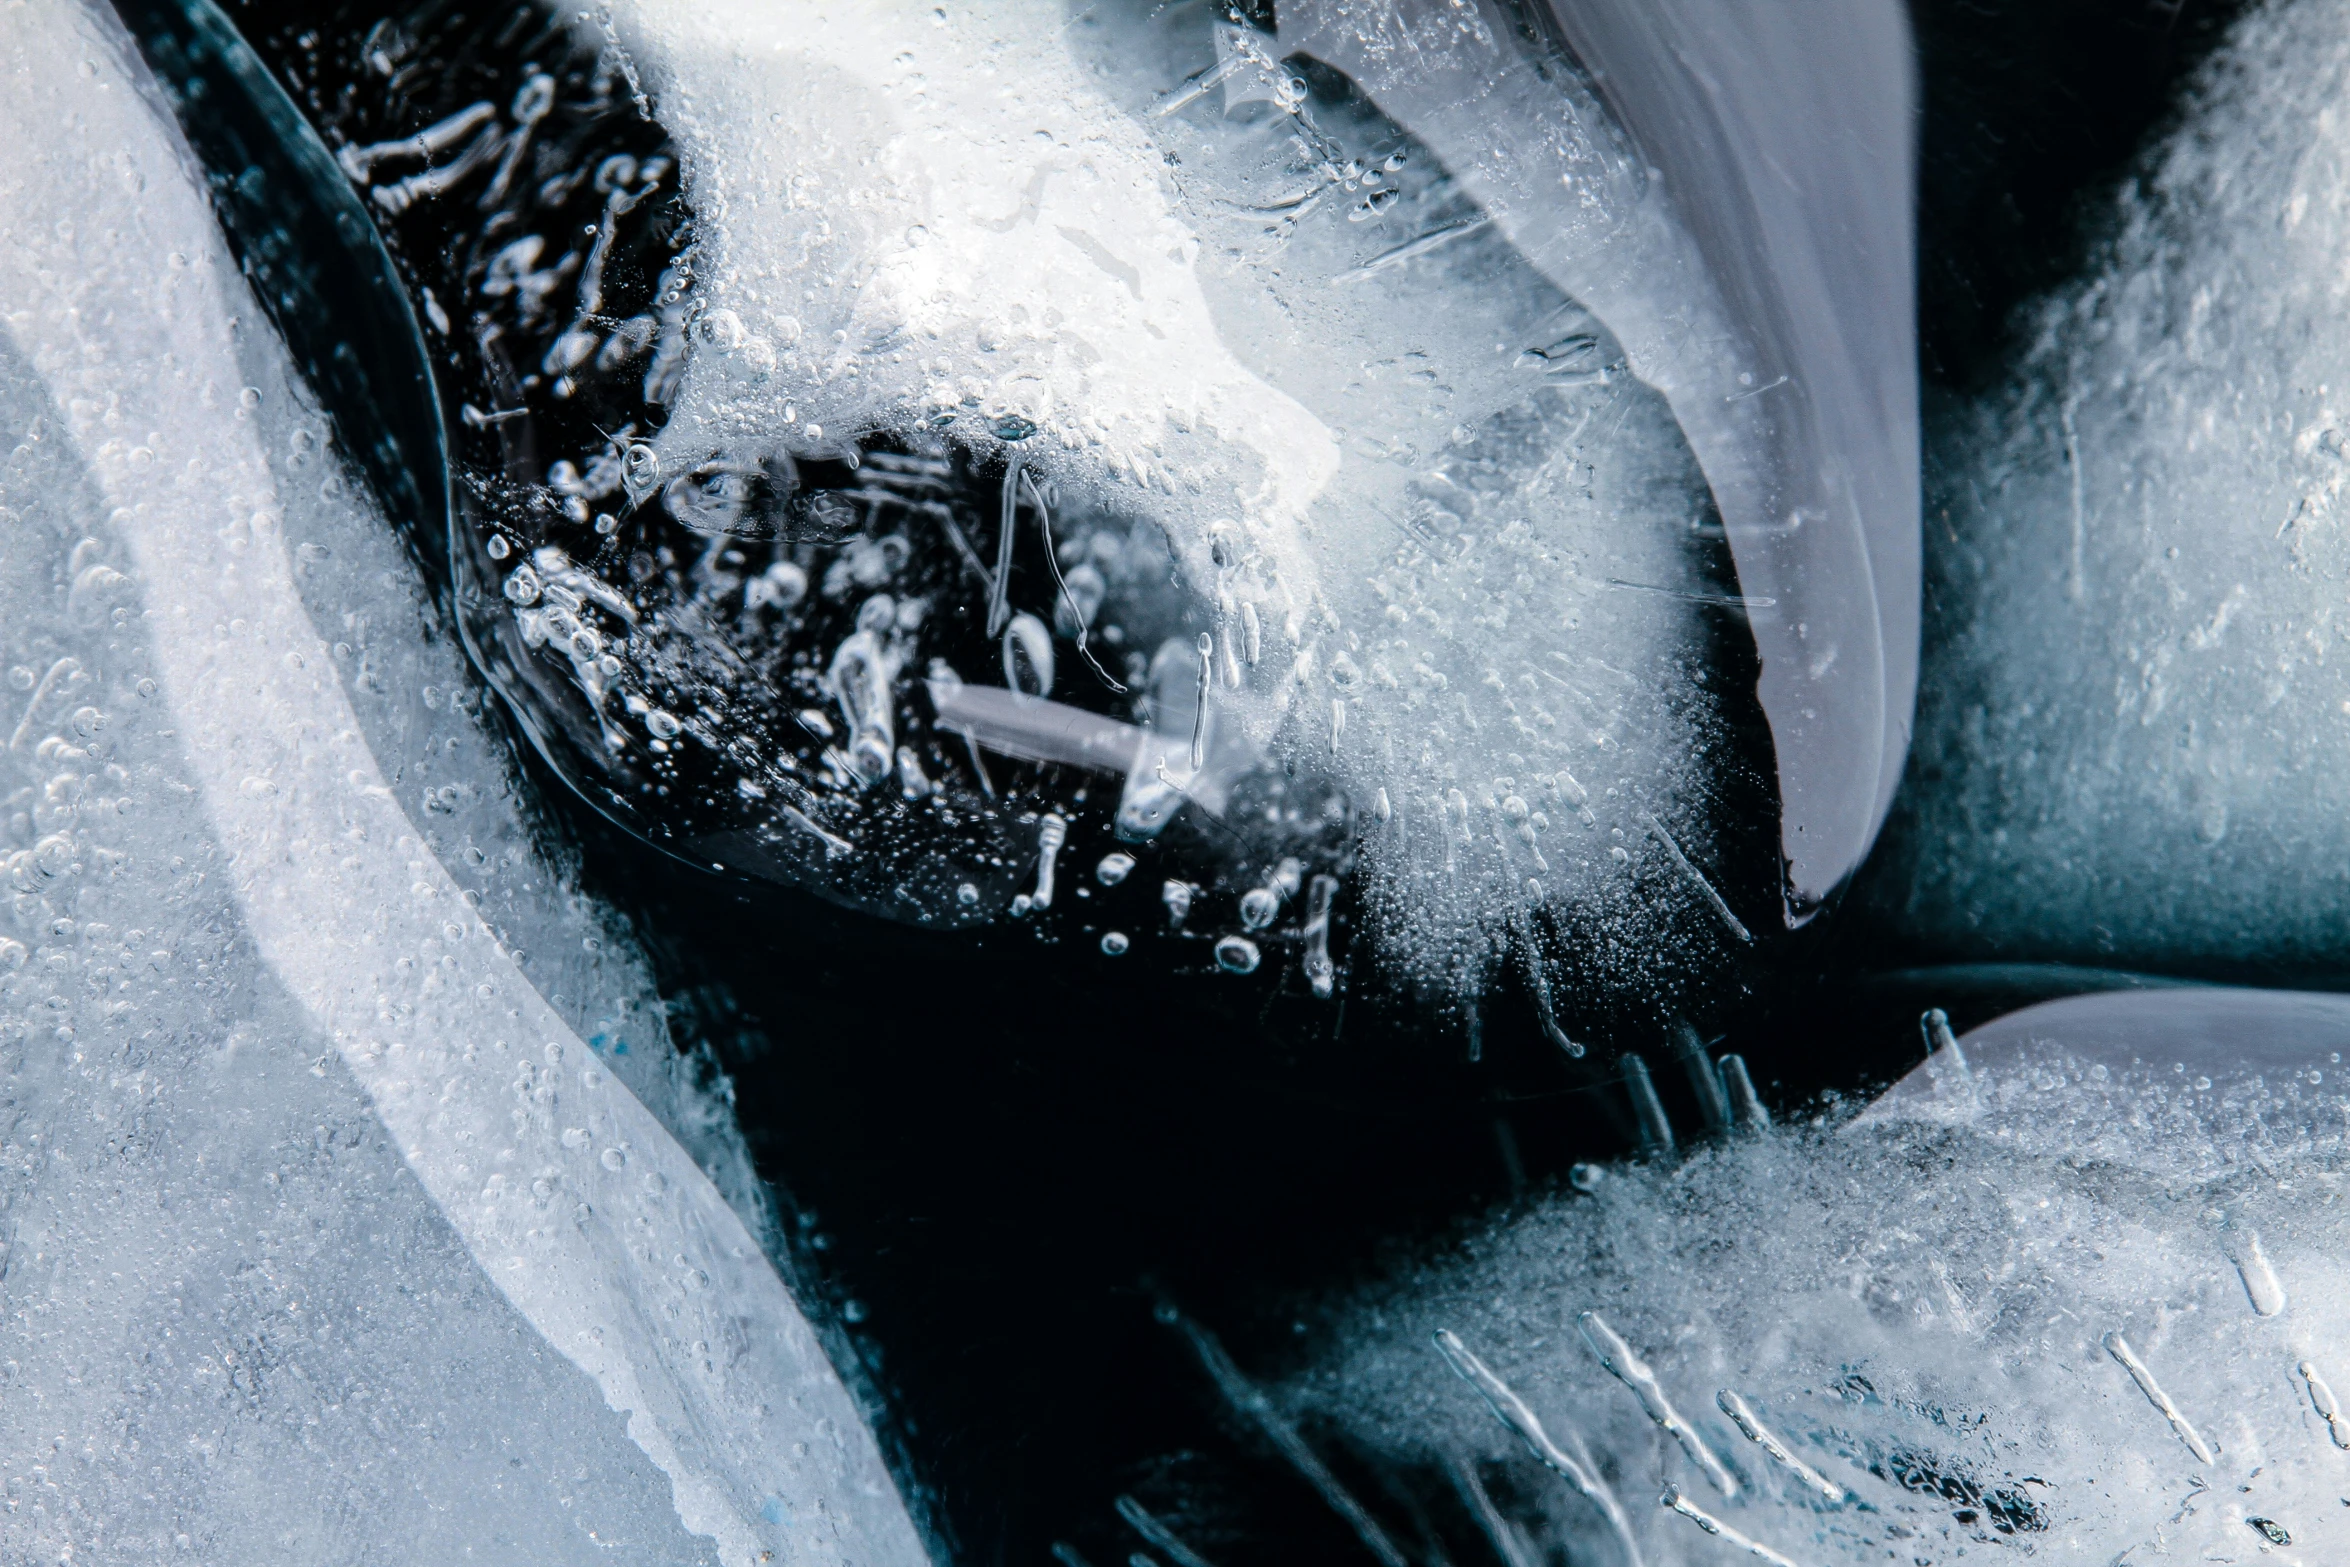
left=1287, top=991, right=2350, bottom=1566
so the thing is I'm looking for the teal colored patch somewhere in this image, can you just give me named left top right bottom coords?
left=760, top=1496, right=788, bottom=1526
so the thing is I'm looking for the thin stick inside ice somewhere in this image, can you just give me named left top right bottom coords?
left=1641, top=810, right=1753, bottom=944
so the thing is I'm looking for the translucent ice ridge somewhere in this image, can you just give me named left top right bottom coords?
left=1276, top=0, right=1921, bottom=921
left=0, top=7, right=926, bottom=1563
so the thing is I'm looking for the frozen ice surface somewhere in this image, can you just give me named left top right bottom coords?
left=1885, top=0, right=2350, bottom=971
left=579, top=0, right=1917, bottom=1004
left=0, top=7, right=924, bottom=1563
left=1290, top=990, right=2350, bottom=1563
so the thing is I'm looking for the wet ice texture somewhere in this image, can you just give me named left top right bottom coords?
left=1290, top=992, right=2350, bottom=1564
left=0, top=9, right=921, bottom=1564
left=593, top=0, right=1781, bottom=1005
left=1885, top=0, right=2350, bottom=972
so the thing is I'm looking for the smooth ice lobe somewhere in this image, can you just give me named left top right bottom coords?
left=0, top=9, right=925, bottom=1564
left=1866, top=986, right=2350, bottom=1170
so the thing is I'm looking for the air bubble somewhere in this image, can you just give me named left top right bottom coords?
left=1002, top=611, right=1054, bottom=698
left=1214, top=934, right=1260, bottom=974
left=1100, top=931, right=1130, bottom=956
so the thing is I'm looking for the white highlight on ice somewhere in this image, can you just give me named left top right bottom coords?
left=600, top=0, right=1337, bottom=625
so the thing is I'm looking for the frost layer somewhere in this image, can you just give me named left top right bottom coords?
left=1291, top=992, right=2350, bottom=1565
left=0, top=8, right=923, bottom=1563
left=1886, top=0, right=2350, bottom=971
